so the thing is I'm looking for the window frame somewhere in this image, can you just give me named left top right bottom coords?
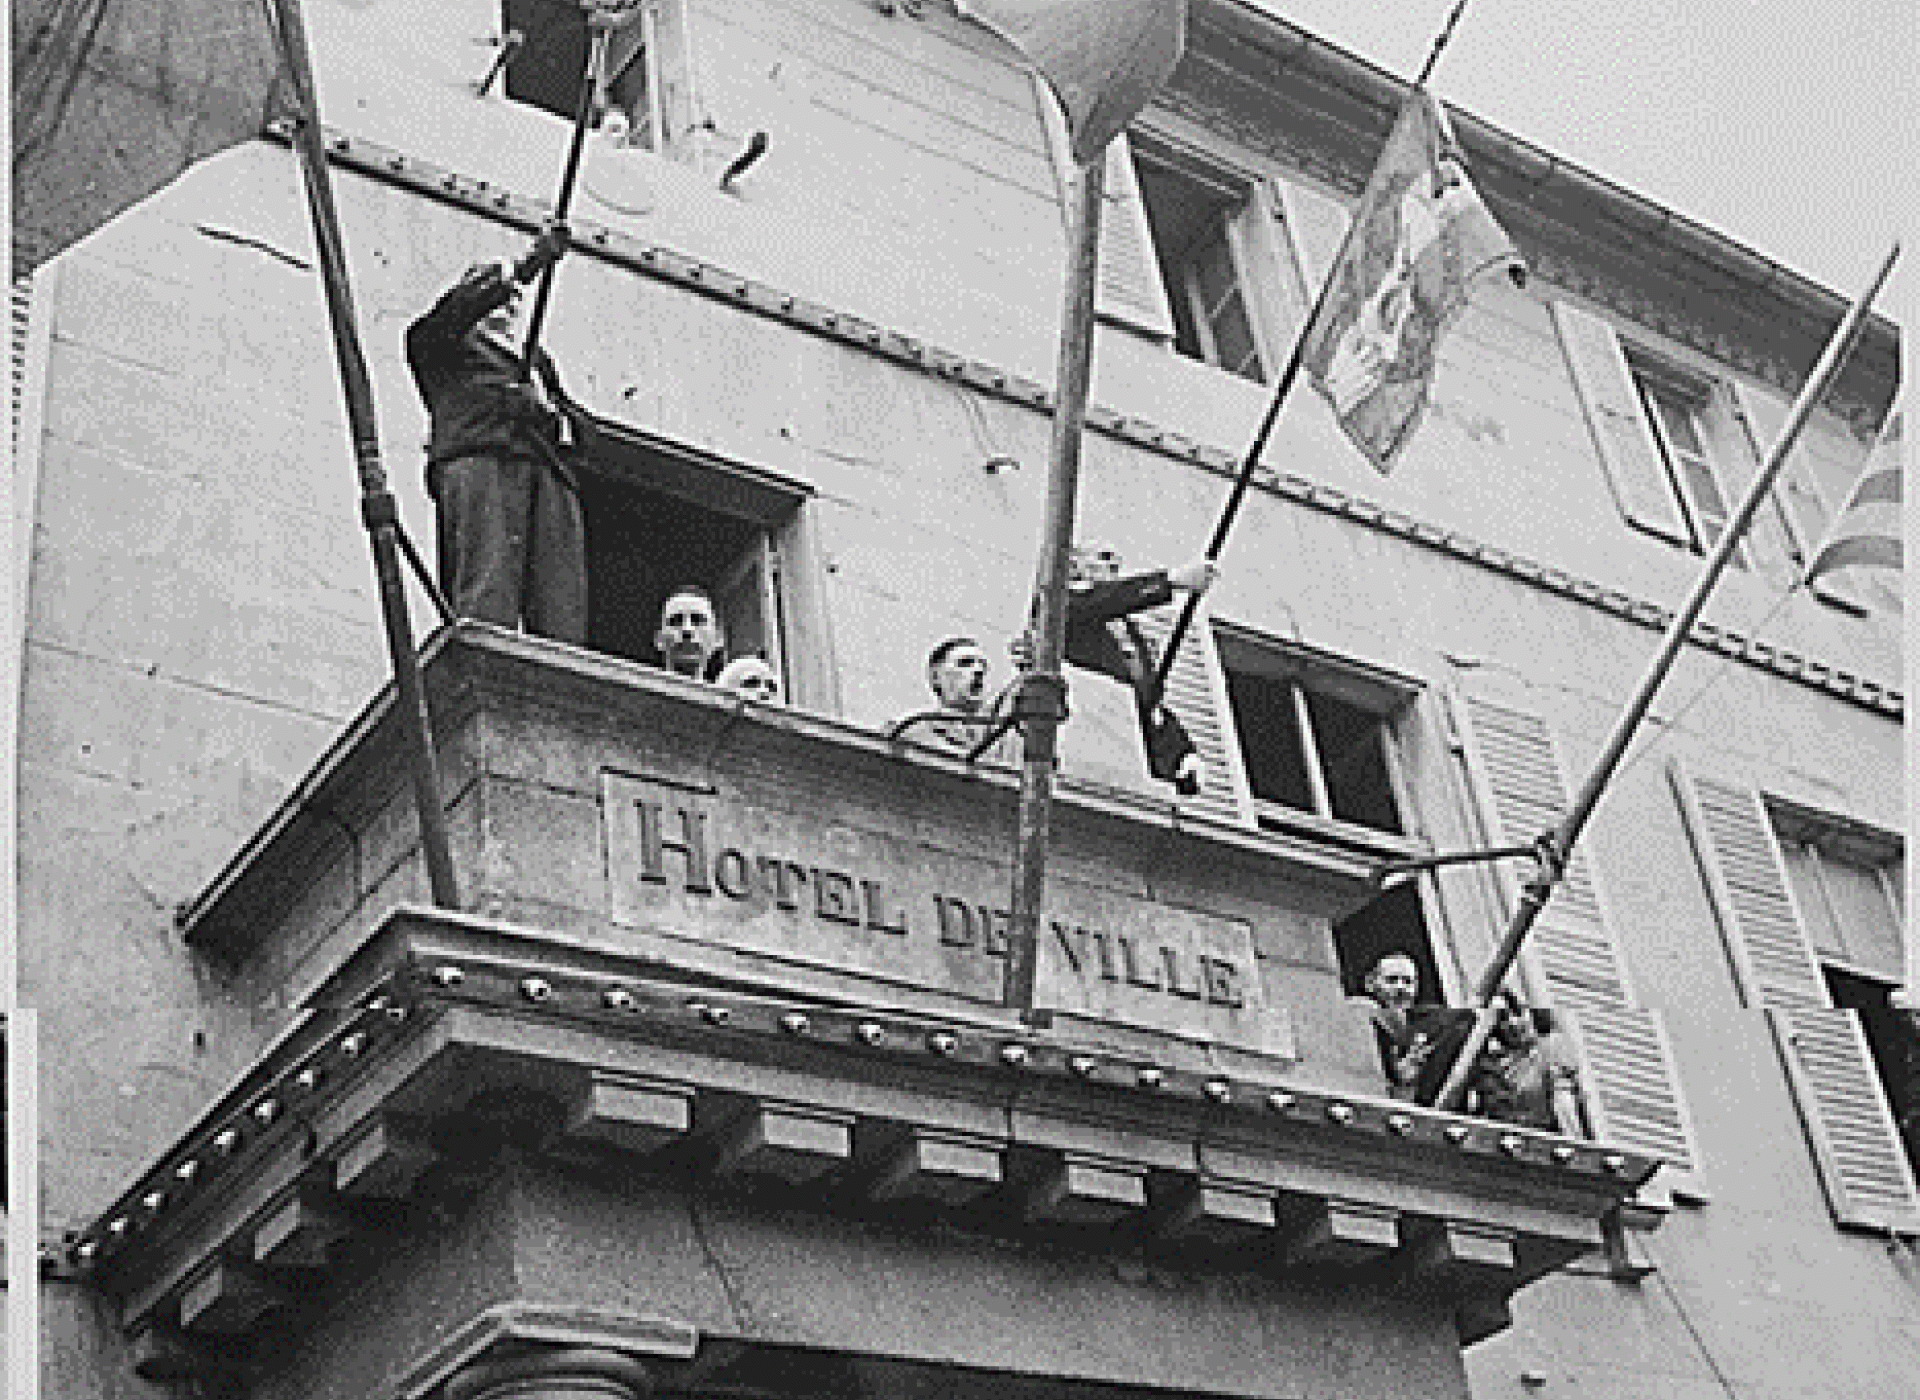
left=500, top=0, right=691, bottom=157
left=1126, top=119, right=1296, bottom=382
left=573, top=418, right=824, bottom=707
left=1625, top=353, right=1749, bottom=565
left=1212, top=626, right=1424, bottom=847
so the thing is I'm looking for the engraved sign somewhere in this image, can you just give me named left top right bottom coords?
left=602, top=771, right=1293, bottom=1057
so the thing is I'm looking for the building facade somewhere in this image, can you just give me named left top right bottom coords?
left=15, top=2, right=1915, bottom=1398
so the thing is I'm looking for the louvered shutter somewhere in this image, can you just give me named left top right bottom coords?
left=1031, top=75, right=1175, bottom=342
left=1669, top=761, right=1918, bottom=1229
left=1769, top=1007, right=1920, bottom=1233
left=11, top=275, right=33, bottom=451
left=1273, top=177, right=1349, bottom=310
left=1133, top=610, right=1253, bottom=827
left=1451, top=690, right=1703, bottom=1191
left=1730, top=381, right=1870, bottom=614
left=1668, top=760, right=1829, bottom=1010
left=1451, top=693, right=1631, bottom=1011
left=1550, top=302, right=1692, bottom=548
left=1568, top=1003, right=1702, bottom=1181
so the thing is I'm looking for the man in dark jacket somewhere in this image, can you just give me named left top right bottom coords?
left=1059, top=544, right=1217, bottom=795
left=406, top=223, right=590, bottom=642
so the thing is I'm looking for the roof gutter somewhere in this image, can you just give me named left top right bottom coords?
left=1206, top=0, right=1891, bottom=342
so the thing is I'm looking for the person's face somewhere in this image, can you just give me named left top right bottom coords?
left=656, top=592, right=722, bottom=677
left=724, top=659, right=780, bottom=702
left=929, top=644, right=990, bottom=711
left=1368, top=956, right=1419, bottom=1012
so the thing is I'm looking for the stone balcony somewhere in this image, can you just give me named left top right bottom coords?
left=72, top=626, right=1658, bottom=1399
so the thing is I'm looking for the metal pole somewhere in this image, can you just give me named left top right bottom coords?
left=520, top=22, right=611, bottom=369
left=263, top=0, right=460, bottom=908
left=1433, top=243, right=1900, bottom=1112
left=1003, top=154, right=1106, bottom=1019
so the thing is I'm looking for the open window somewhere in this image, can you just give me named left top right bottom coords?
left=578, top=425, right=811, bottom=700
left=1131, top=136, right=1278, bottom=383
left=1214, top=634, right=1435, bottom=994
left=1216, top=637, right=1411, bottom=840
left=501, top=0, right=682, bottom=152
left=1626, top=354, right=1747, bottom=566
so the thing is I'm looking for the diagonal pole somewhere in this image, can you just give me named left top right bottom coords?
left=1433, top=242, right=1900, bottom=1113
left=1003, top=153, right=1106, bottom=1019
left=1147, top=0, right=1473, bottom=712
left=1144, top=273, right=1333, bottom=710
left=262, top=0, right=460, bottom=908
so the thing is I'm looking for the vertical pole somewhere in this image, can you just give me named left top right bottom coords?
left=1432, top=243, right=1899, bottom=1111
left=265, top=0, right=460, bottom=908
left=1003, top=154, right=1106, bottom=1018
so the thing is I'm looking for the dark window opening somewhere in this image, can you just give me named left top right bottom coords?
left=1334, top=882, right=1442, bottom=1003
left=1223, top=660, right=1405, bottom=836
left=503, top=0, right=655, bottom=147
left=577, top=430, right=800, bottom=689
left=1824, top=966, right=1920, bottom=1179
left=1134, top=150, right=1265, bottom=383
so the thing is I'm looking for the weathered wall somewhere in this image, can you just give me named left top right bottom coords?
left=20, top=1, right=1908, bottom=1398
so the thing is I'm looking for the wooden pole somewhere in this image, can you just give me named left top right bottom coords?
left=1433, top=242, right=1900, bottom=1112
left=1003, top=154, right=1106, bottom=1018
left=262, top=0, right=460, bottom=908
left=520, top=21, right=611, bottom=370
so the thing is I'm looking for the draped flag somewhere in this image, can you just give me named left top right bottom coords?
left=957, top=0, right=1185, bottom=165
left=1302, top=89, right=1524, bottom=472
left=11, top=0, right=287, bottom=276
left=1806, top=410, right=1903, bottom=606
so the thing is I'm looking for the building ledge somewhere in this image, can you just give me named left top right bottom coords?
left=78, top=905, right=1655, bottom=1373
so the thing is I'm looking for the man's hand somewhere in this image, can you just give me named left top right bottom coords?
left=514, top=222, right=571, bottom=282
left=1166, top=558, right=1219, bottom=594
left=1008, top=631, right=1035, bottom=671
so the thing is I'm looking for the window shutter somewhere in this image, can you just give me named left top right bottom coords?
left=1273, top=177, right=1349, bottom=309
left=1729, top=381, right=1871, bottom=614
left=1566, top=1003, right=1703, bottom=1182
left=1450, top=692, right=1632, bottom=1011
left=1667, top=759, right=1829, bottom=1010
left=1031, top=75, right=1175, bottom=342
left=1450, top=690, right=1704, bottom=1195
left=1550, top=302, right=1692, bottom=548
left=1768, top=1006, right=1920, bottom=1233
left=11, top=275, right=33, bottom=452
left=1133, top=610, right=1254, bottom=826
left=1669, top=761, right=1918, bottom=1229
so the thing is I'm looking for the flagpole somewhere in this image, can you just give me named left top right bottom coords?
left=1004, top=154, right=1107, bottom=1019
left=1433, top=242, right=1900, bottom=1112
left=262, top=0, right=461, bottom=909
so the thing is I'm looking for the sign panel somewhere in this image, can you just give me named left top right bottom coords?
left=602, top=771, right=1292, bottom=1057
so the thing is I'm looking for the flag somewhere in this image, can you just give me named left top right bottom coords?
left=1302, top=89, right=1524, bottom=473
left=1805, top=411, right=1903, bottom=605
left=11, top=0, right=287, bottom=276
left=957, top=0, right=1185, bottom=166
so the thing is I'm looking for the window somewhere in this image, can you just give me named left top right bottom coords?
left=1133, top=139, right=1273, bottom=382
left=502, top=0, right=675, bottom=151
left=1217, top=642, right=1407, bottom=838
left=577, top=424, right=811, bottom=701
left=1216, top=636, right=1433, bottom=997
left=1628, top=356, right=1746, bottom=564
left=1553, top=301, right=1754, bottom=566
